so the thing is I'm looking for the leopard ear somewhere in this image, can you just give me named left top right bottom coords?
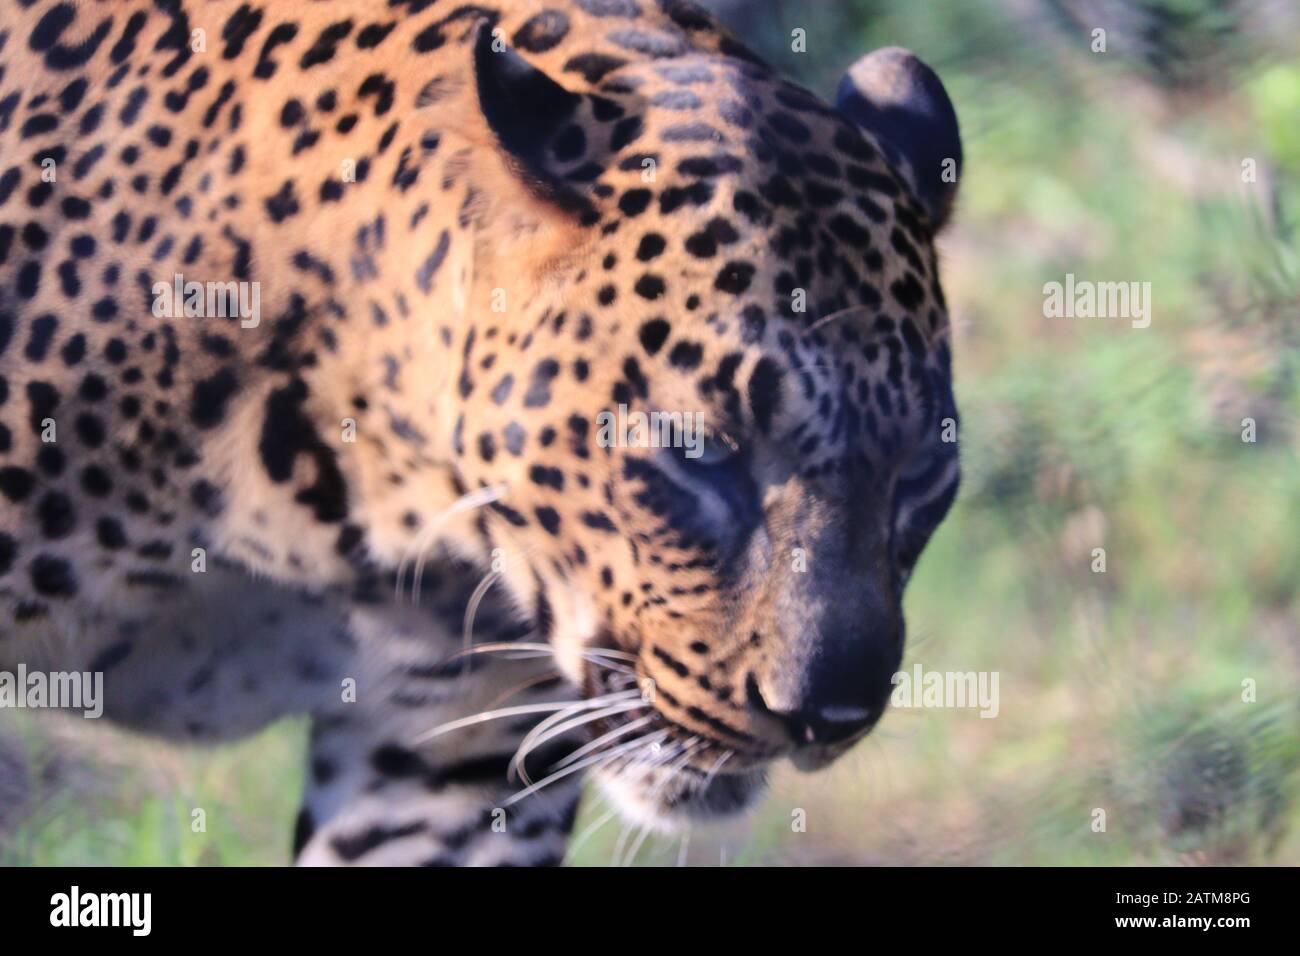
left=836, top=48, right=961, bottom=230
left=471, top=21, right=590, bottom=216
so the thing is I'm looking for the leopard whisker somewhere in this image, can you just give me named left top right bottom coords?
left=611, top=818, right=636, bottom=867
left=801, top=302, right=873, bottom=336
left=509, top=690, right=642, bottom=784
left=458, top=541, right=546, bottom=671
left=619, top=817, right=655, bottom=867
left=551, top=714, right=655, bottom=771
left=616, top=739, right=701, bottom=867
left=502, top=729, right=669, bottom=808
left=482, top=669, right=564, bottom=711
left=442, top=640, right=635, bottom=664
left=395, top=482, right=508, bottom=604
left=509, top=697, right=647, bottom=785
left=416, top=697, right=613, bottom=749
left=700, top=749, right=733, bottom=789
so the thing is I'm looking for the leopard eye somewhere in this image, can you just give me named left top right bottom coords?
left=683, top=429, right=740, bottom=467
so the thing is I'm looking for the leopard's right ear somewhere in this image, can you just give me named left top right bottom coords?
left=470, top=21, right=592, bottom=218
left=836, top=48, right=961, bottom=230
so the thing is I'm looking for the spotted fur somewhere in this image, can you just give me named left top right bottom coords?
left=0, top=0, right=961, bottom=864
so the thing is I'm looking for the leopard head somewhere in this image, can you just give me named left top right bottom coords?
left=448, top=25, right=961, bottom=827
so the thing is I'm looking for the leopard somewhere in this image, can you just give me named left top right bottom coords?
left=0, top=0, right=962, bottom=866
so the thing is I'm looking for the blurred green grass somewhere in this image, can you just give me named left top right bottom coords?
left=2, top=0, right=1297, bottom=866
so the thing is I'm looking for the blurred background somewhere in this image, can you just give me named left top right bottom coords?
left=2, top=0, right=1297, bottom=865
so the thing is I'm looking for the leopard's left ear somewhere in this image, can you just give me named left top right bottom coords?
left=836, top=48, right=961, bottom=230
left=471, top=21, right=591, bottom=217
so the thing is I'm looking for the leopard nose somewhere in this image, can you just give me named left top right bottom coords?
left=745, top=672, right=883, bottom=746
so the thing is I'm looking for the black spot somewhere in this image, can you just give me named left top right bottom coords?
left=252, top=23, right=299, bottom=79
left=490, top=374, right=514, bottom=405
left=638, top=318, right=670, bottom=355
left=415, top=230, right=450, bottom=293
left=610, top=115, right=644, bottom=150
left=265, top=180, right=300, bottom=222
left=636, top=233, right=666, bottom=261
left=491, top=501, right=529, bottom=528
left=26, top=380, right=60, bottom=433
left=0, top=532, right=15, bottom=576
left=581, top=511, right=617, bottom=532
left=684, top=230, right=716, bottom=258
left=74, top=413, right=105, bottom=448
left=36, top=445, right=64, bottom=478
left=37, top=491, right=76, bottom=539
left=16, top=260, right=41, bottom=298
left=190, top=367, right=239, bottom=429
left=498, top=422, right=523, bottom=457
left=535, top=506, right=562, bottom=535
left=529, top=464, right=564, bottom=491
left=300, top=20, right=354, bottom=69
left=30, top=555, right=77, bottom=597
left=563, top=52, right=628, bottom=84
left=356, top=22, right=396, bottom=49
left=618, top=188, right=652, bottom=217
left=220, top=5, right=263, bottom=59
left=829, top=212, right=872, bottom=247
left=668, top=341, right=703, bottom=370
left=190, top=479, right=223, bottom=517
left=523, top=359, right=561, bottom=408
left=280, top=98, right=305, bottom=127
left=748, top=357, right=784, bottom=433
left=81, top=465, right=113, bottom=498
left=24, top=314, right=58, bottom=362
left=634, top=274, right=665, bottom=300
left=658, top=180, right=712, bottom=213
left=258, top=379, right=348, bottom=523
left=513, top=10, right=570, bottom=53
left=358, top=73, right=395, bottom=117
left=330, top=820, right=428, bottom=862
left=714, top=261, right=755, bottom=295
left=372, top=743, right=426, bottom=778
left=96, top=516, right=128, bottom=549
left=890, top=272, right=926, bottom=311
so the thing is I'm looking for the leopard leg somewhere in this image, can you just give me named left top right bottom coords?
left=0, top=562, right=354, bottom=742
left=294, top=573, right=586, bottom=866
